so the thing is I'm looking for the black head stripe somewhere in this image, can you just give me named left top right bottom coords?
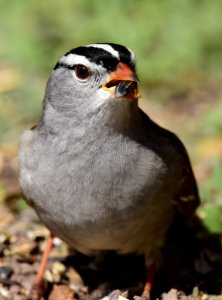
left=100, top=43, right=135, bottom=71
left=54, top=44, right=135, bottom=72
left=67, top=46, right=119, bottom=71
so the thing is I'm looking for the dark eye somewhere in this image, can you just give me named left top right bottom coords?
left=74, top=64, right=91, bottom=80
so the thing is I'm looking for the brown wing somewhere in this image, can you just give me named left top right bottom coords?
left=170, top=133, right=200, bottom=215
left=140, top=110, right=201, bottom=215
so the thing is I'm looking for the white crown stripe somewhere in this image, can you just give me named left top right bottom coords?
left=60, top=54, right=92, bottom=67
left=128, top=48, right=135, bottom=63
left=87, top=44, right=120, bottom=59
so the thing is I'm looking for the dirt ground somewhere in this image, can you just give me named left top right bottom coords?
left=0, top=86, right=222, bottom=300
left=0, top=201, right=222, bottom=300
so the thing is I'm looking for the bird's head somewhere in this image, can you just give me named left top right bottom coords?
left=44, top=43, right=140, bottom=122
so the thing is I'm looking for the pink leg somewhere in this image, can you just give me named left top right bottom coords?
left=141, top=264, right=155, bottom=300
left=32, top=233, right=54, bottom=300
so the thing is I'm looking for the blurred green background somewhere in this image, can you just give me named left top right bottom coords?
left=0, top=0, right=222, bottom=233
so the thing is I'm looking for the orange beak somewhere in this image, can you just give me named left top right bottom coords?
left=102, top=62, right=141, bottom=99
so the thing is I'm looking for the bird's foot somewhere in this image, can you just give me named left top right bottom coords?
left=30, top=233, right=54, bottom=300
left=30, top=285, right=43, bottom=300
left=141, top=290, right=151, bottom=300
left=141, top=264, right=155, bottom=300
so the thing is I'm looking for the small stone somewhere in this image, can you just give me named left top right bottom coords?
left=109, top=290, right=124, bottom=300
left=0, top=284, right=10, bottom=298
left=9, top=235, right=17, bottom=244
left=48, top=284, right=74, bottom=300
left=51, top=261, right=66, bottom=275
left=0, top=265, right=14, bottom=279
left=162, top=289, right=180, bottom=300
left=53, top=237, right=62, bottom=246
left=10, top=285, right=20, bottom=295
left=91, top=288, right=103, bottom=299
left=67, top=267, right=83, bottom=288
left=26, top=230, right=36, bottom=240
left=5, top=242, right=34, bottom=256
left=0, top=234, right=7, bottom=244
left=44, top=270, right=54, bottom=282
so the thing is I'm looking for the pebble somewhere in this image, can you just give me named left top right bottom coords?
left=67, top=267, right=84, bottom=290
left=0, top=284, right=10, bottom=298
left=0, top=234, right=8, bottom=244
left=0, top=265, right=13, bottom=279
left=51, top=261, right=66, bottom=275
left=48, top=284, right=74, bottom=300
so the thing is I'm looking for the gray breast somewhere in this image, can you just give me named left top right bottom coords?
left=19, top=125, right=180, bottom=256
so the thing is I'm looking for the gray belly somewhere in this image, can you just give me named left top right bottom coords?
left=20, top=131, right=179, bottom=257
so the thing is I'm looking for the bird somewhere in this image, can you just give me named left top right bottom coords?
left=19, top=43, right=200, bottom=299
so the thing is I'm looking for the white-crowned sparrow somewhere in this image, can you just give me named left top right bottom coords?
left=19, top=43, right=200, bottom=298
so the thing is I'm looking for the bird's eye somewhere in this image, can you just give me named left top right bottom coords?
left=74, top=64, right=91, bottom=80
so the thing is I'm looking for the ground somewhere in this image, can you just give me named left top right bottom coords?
left=0, top=201, right=222, bottom=300
left=0, top=85, right=222, bottom=300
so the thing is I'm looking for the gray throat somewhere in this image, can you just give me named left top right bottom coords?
left=39, top=98, right=141, bottom=136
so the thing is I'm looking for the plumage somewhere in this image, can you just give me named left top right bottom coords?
left=19, top=43, right=200, bottom=267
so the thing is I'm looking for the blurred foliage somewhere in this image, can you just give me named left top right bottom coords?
left=199, top=161, right=222, bottom=233
left=0, top=1, right=222, bottom=234
left=0, top=182, right=6, bottom=202
left=0, top=0, right=222, bottom=142
left=201, top=102, right=222, bottom=136
left=1, top=0, right=222, bottom=80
